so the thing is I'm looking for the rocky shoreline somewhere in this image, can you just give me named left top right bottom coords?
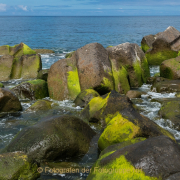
left=0, top=26, right=180, bottom=179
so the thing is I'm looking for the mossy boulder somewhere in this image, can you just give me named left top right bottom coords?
left=65, top=51, right=75, bottom=58
left=0, top=151, right=40, bottom=180
left=107, top=42, right=150, bottom=91
left=141, top=34, right=156, bottom=52
left=126, top=90, right=146, bottom=99
left=0, top=88, right=22, bottom=113
left=11, top=79, right=49, bottom=100
left=48, top=42, right=114, bottom=101
left=151, top=77, right=180, bottom=93
left=0, top=45, right=10, bottom=55
left=0, top=82, right=4, bottom=88
left=159, top=99, right=180, bottom=131
left=74, top=89, right=100, bottom=108
left=33, top=49, right=55, bottom=54
left=0, top=55, right=14, bottom=81
left=0, top=43, right=41, bottom=80
left=160, top=56, right=180, bottom=79
left=48, top=53, right=81, bottom=100
left=37, top=69, right=49, bottom=81
left=81, top=91, right=175, bottom=149
left=76, top=43, right=114, bottom=94
left=146, top=26, right=180, bottom=65
left=87, top=136, right=180, bottom=180
left=25, top=100, right=52, bottom=112
left=2, top=115, right=96, bottom=163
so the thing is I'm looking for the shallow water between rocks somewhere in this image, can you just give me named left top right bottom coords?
left=0, top=62, right=179, bottom=180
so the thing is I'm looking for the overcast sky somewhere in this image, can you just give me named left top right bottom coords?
left=0, top=0, right=180, bottom=16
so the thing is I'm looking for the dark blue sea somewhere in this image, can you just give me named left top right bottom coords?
left=1, top=16, right=180, bottom=69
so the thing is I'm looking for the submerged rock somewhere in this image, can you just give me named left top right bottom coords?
left=160, top=56, right=180, bottom=79
left=25, top=99, right=52, bottom=112
left=2, top=115, right=96, bottom=163
left=126, top=90, right=146, bottom=99
left=0, top=88, right=22, bottom=113
left=0, top=151, right=40, bottom=180
left=11, top=79, right=49, bottom=100
left=37, top=69, right=49, bottom=81
left=151, top=77, right=180, bottom=93
left=0, top=43, right=42, bottom=80
left=33, top=49, right=55, bottom=54
left=146, top=26, right=180, bottom=65
left=74, top=89, right=100, bottom=108
left=107, top=43, right=150, bottom=90
left=87, top=136, right=180, bottom=180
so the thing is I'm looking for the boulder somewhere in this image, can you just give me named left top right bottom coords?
left=0, top=55, right=14, bottom=81
left=11, top=79, right=49, bottom=100
left=76, top=43, right=114, bottom=94
left=81, top=91, right=175, bottom=150
left=0, top=45, right=10, bottom=55
left=0, top=88, right=22, bottom=113
left=2, top=115, right=96, bottom=163
left=25, top=100, right=52, bottom=112
left=146, top=26, right=180, bottom=65
left=33, top=49, right=55, bottom=54
left=159, top=99, right=180, bottom=131
left=48, top=53, right=81, bottom=100
left=48, top=43, right=114, bottom=101
left=160, top=56, right=180, bottom=79
left=141, top=34, right=156, bottom=52
left=0, top=151, right=40, bottom=180
left=126, top=90, right=146, bottom=99
left=74, top=89, right=100, bottom=108
left=0, top=43, right=41, bottom=80
left=107, top=42, right=150, bottom=90
left=0, top=83, right=4, bottom=88
left=87, top=136, right=180, bottom=180
left=37, top=69, right=49, bottom=81
left=151, top=77, right=180, bottom=93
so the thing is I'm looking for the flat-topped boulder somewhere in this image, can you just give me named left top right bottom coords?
left=0, top=88, right=22, bottom=113
left=2, top=115, right=96, bottom=163
left=87, top=136, right=180, bottom=180
left=0, top=43, right=42, bottom=80
left=107, top=43, right=150, bottom=90
left=146, top=26, right=180, bottom=65
left=141, top=34, right=156, bottom=52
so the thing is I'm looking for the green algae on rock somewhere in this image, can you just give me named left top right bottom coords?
left=0, top=151, right=40, bottom=180
left=0, top=43, right=41, bottom=81
left=37, top=69, right=49, bottom=81
left=33, top=49, right=55, bottom=54
left=141, top=34, right=156, bottom=53
left=87, top=136, right=180, bottom=180
left=0, top=83, right=4, bottom=88
left=65, top=51, right=75, bottom=58
left=145, top=26, right=180, bottom=65
left=160, top=56, right=180, bottom=79
left=74, top=89, right=100, bottom=108
left=11, top=79, right=49, bottom=100
left=25, top=99, right=52, bottom=112
left=107, top=42, right=150, bottom=90
left=81, top=91, right=175, bottom=142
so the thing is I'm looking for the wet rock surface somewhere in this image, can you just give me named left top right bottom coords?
left=2, top=115, right=96, bottom=163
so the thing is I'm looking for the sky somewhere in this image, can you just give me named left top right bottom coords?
left=0, top=0, right=180, bottom=16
